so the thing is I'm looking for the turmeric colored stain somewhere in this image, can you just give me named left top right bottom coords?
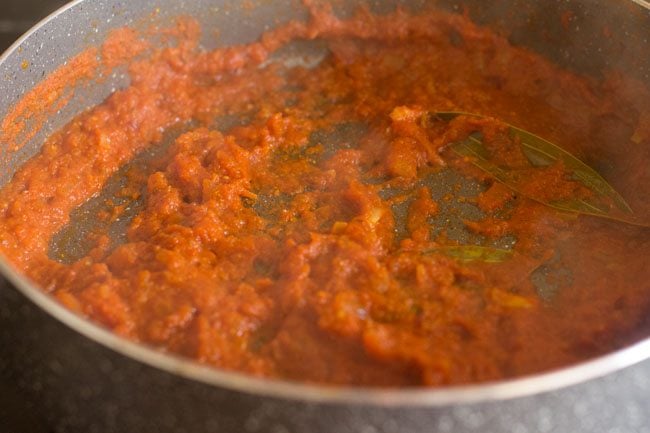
left=0, top=6, right=649, bottom=387
left=560, top=10, right=575, bottom=31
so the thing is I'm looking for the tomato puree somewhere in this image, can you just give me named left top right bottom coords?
left=0, top=4, right=649, bottom=386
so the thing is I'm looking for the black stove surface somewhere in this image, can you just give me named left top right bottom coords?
left=1, top=0, right=68, bottom=52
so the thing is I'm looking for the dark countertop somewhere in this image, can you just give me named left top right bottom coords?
left=1, top=0, right=68, bottom=53
left=0, top=376, right=50, bottom=433
left=0, top=284, right=51, bottom=433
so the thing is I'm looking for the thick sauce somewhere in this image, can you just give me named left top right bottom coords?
left=1, top=5, right=649, bottom=386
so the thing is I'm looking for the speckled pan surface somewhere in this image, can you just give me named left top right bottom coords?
left=0, top=0, right=649, bottom=432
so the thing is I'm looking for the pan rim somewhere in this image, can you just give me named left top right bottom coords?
left=1, top=0, right=650, bottom=407
left=4, top=253, right=650, bottom=406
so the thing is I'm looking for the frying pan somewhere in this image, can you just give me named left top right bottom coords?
left=1, top=0, right=650, bottom=432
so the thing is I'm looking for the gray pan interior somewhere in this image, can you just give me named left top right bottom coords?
left=1, top=1, right=650, bottom=432
left=4, top=0, right=648, bottom=296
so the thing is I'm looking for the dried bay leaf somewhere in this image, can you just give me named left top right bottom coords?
left=424, top=245, right=513, bottom=263
left=434, top=112, right=647, bottom=226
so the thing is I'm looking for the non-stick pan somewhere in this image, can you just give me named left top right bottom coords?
left=1, top=1, right=649, bottom=432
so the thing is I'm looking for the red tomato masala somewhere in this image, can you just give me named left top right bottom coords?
left=0, top=5, right=649, bottom=386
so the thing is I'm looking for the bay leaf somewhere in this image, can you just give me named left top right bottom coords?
left=434, top=112, right=645, bottom=226
left=424, top=245, right=513, bottom=263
